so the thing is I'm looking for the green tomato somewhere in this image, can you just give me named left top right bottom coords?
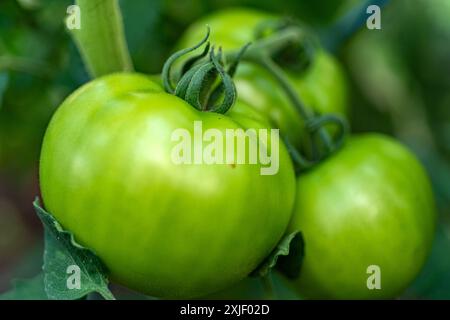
left=177, top=8, right=349, bottom=148
left=287, top=134, right=436, bottom=299
left=180, top=8, right=272, bottom=50
left=39, top=73, right=296, bottom=298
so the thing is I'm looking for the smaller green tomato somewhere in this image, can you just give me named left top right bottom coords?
left=286, top=134, right=436, bottom=299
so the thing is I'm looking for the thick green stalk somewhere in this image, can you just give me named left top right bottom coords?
left=71, top=0, right=133, bottom=78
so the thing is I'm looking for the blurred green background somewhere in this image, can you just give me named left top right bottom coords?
left=0, top=0, right=449, bottom=299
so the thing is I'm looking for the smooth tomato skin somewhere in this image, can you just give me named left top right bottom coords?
left=287, top=134, right=436, bottom=299
left=179, top=8, right=273, bottom=50
left=178, top=8, right=349, bottom=147
left=39, top=73, right=296, bottom=298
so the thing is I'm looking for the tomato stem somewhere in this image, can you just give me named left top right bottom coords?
left=71, top=0, right=133, bottom=78
left=224, top=27, right=350, bottom=171
left=257, top=55, right=333, bottom=150
left=226, top=27, right=304, bottom=62
left=249, top=54, right=349, bottom=170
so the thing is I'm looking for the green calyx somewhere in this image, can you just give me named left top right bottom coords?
left=162, top=27, right=247, bottom=114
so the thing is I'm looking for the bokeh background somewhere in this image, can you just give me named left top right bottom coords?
left=0, top=0, right=449, bottom=299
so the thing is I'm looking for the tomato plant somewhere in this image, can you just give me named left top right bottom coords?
left=177, top=8, right=349, bottom=148
left=39, top=73, right=296, bottom=298
left=286, top=134, right=436, bottom=299
left=2, top=0, right=442, bottom=302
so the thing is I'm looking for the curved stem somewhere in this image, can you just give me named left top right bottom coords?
left=71, top=0, right=133, bottom=78
left=283, top=137, right=315, bottom=172
left=252, top=55, right=333, bottom=153
left=226, top=27, right=305, bottom=63
left=307, top=114, right=349, bottom=153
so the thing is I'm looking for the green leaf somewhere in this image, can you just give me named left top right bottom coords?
left=0, top=273, right=47, bottom=300
left=0, top=72, right=9, bottom=110
left=33, top=198, right=115, bottom=300
left=250, top=231, right=304, bottom=278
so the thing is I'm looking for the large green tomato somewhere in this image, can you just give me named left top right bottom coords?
left=177, top=8, right=349, bottom=148
left=39, top=73, right=296, bottom=298
left=287, top=134, right=436, bottom=299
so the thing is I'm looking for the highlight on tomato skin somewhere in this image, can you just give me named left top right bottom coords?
left=0, top=0, right=449, bottom=302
